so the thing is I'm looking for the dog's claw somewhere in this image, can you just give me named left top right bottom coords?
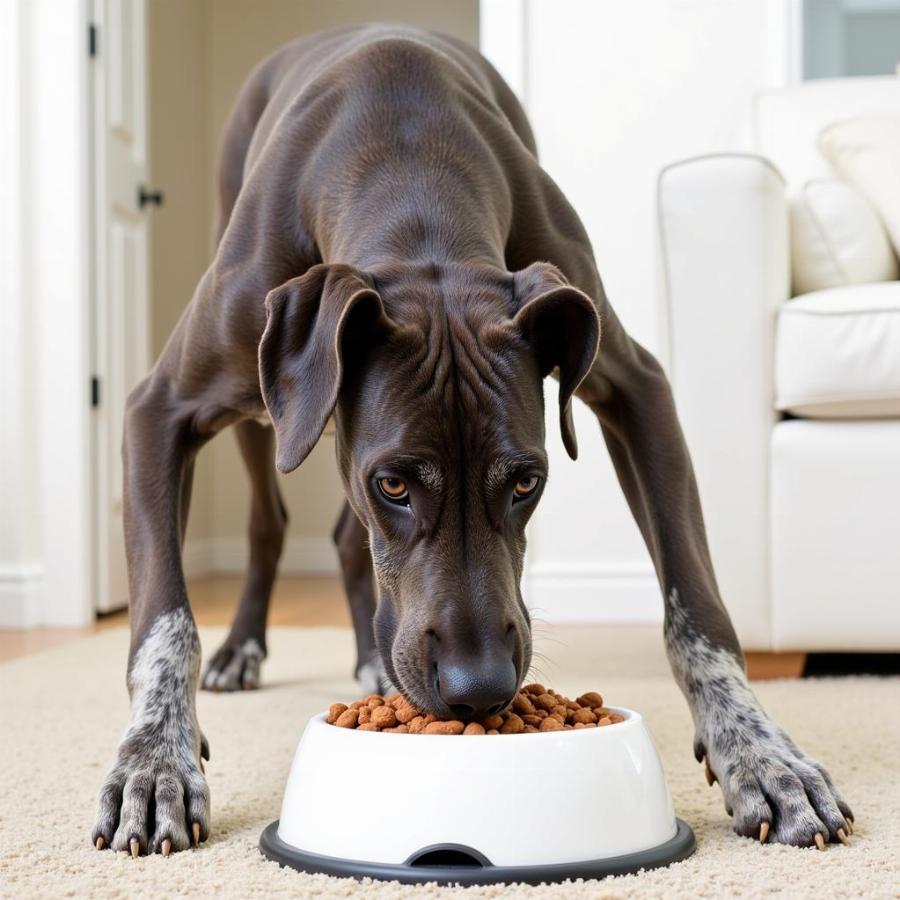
left=704, top=756, right=716, bottom=786
left=759, top=822, right=769, bottom=844
left=130, top=838, right=140, bottom=859
left=836, top=828, right=850, bottom=846
left=161, top=838, right=172, bottom=857
left=192, top=822, right=201, bottom=847
left=845, top=818, right=854, bottom=835
left=814, top=832, right=826, bottom=851
left=95, top=836, right=105, bottom=850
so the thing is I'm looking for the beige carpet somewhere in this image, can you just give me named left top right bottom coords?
left=1, top=626, right=898, bottom=899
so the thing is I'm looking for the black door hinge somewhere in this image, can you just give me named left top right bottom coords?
left=88, top=23, right=98, bottom=58
left=91, top=375, right=101, bottom=408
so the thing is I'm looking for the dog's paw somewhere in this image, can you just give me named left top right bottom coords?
left=356, top=654, right=397, bottom=696
left=92, top=735, right=210, bottom=856
left=202, top=638, right=265, bottom=691
left=698, top=725, right=853, bottom=848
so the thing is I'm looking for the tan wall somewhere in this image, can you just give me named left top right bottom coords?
left=149, top=0, right=479, bottom=547
left=148, top=0, right=212, bottom=543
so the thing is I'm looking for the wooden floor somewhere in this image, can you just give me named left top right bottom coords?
left=0, top=574, right=804, bottom=679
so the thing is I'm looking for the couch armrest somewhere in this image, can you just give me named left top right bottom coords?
left=657, top=154, right=789, bottom=649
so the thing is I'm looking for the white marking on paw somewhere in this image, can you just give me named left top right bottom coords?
left=665, top=588, right=851, bottom=844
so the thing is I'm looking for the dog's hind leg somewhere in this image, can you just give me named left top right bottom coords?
left=332, top=501, right=395, bottom=695
left=202, top=419, right=287, bottom=691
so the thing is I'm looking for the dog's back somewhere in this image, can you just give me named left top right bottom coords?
left=214, top=25, right=537, bottom=251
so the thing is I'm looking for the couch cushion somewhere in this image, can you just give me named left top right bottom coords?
left=790, top=179, right=898, bottom=295
left=754, top=77, right=900, bottom=186
left=775, top=282, right=900, bottom=418
left=820, top=116, right=900, bottom=258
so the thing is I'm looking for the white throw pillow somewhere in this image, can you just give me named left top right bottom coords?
left=789, top=178, right=898, bottom=296
left=819, top=116, right=900, bottom=258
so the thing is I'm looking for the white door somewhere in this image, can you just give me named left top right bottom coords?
left=91, top=0, right=153, bottom=613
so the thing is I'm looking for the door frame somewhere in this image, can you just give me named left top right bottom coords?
left=0, top=0, right=94, bottom=627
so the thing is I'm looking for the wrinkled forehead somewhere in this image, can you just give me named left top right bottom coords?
left=338, top=307, right=546, bottom=462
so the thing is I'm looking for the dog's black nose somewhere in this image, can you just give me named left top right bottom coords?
left=435, top=657, right=518, bottom=720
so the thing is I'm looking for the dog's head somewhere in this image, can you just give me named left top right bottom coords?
left=259, top=261, right=599, bottom=717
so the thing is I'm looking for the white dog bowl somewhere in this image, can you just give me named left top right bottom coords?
left=259, top=708, right=694, bottom=885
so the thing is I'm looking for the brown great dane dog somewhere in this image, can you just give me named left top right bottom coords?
left=92, top=25, right=853, bottom=856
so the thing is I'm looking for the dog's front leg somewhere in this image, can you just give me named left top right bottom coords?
left=92, top=373, right=225, bottom=856
left=576, top=308, right=853, bottom=847
left=663, top=588, right=853, bottom=847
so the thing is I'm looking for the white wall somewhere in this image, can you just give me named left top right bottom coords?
left=0, top=0, right=92, bottom=626
left=483, top=0, right=794, bottom=622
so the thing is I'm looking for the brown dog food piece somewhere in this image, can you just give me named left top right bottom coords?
left=407, top=716, right=427, bottom=734
left=523, top=683, right=545, bottom=696
left=395, top=703, right=419, bottom=724
left=533, top=693, right=558, bottom=711
left=358, top=722, right=380, bottom=731
left=335, top=708, right=359, bottom=728
left=539, top=715, right=564, bottom=732
left=486, top=728, right=500, bottom=735
left=383, top=724, right=409, bottom=733
left=371, top=706, right=398, bottom=728
left=327, top=703, right=348, bottom=724
left=523, top=724, right=539, bottom=733
left=358, top=707, right=372, bottom=725
left=512, top=693, right=536, bottom=716
left=500, top=713, right=525, bottom=734
left=578, top=692, right=604, bottom=709
left=522, top=714, right=542, bottom=728
left=571, top=707, right=597, bottom=725
left=597, top=716, right=612, bottom=726
left=463, top=722, right=486, bottom=736
left=482, top=713, right=504, bottom=730
left=424, top=720, right=465, bottom=735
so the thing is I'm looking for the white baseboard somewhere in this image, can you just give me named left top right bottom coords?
left=0, top=564, right=42, bottom=627
left=523, top=560, right=663, bottom=624
left=182, top=538, right=338, bottom=580
left=182, top=543, right=660, bottom=624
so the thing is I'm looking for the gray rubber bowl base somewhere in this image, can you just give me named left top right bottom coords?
left=258, top=818, right=696, bottom=886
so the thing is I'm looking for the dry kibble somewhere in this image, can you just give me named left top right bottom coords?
left=327, top=687, right=623, bottom=734
left=500, top=713, right=525, bottom=734
left=395, top=703, right=420, bottom=724
left=327, top=703, right=348, bottom=724
left=335, top=708, right=359, bottom=728
left=512, top=693, right=536, bottom=716
left=424, top=720, right=465, bottom=735
left=578, top=692, right=604, bottom=709
left=371, top=706, right=398, bottom=728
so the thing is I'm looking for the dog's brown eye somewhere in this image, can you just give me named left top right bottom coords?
left=514, top=475, right=540, bottom=500
left=377, top=477, right=409, bottom=503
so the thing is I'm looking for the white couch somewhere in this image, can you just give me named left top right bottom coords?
left=658, top=77, right=900, bottom=653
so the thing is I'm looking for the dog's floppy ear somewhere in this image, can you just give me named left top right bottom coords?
left=513, top=262, right=600, bottom=460
left=259, top=263, right=390, bottom=473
